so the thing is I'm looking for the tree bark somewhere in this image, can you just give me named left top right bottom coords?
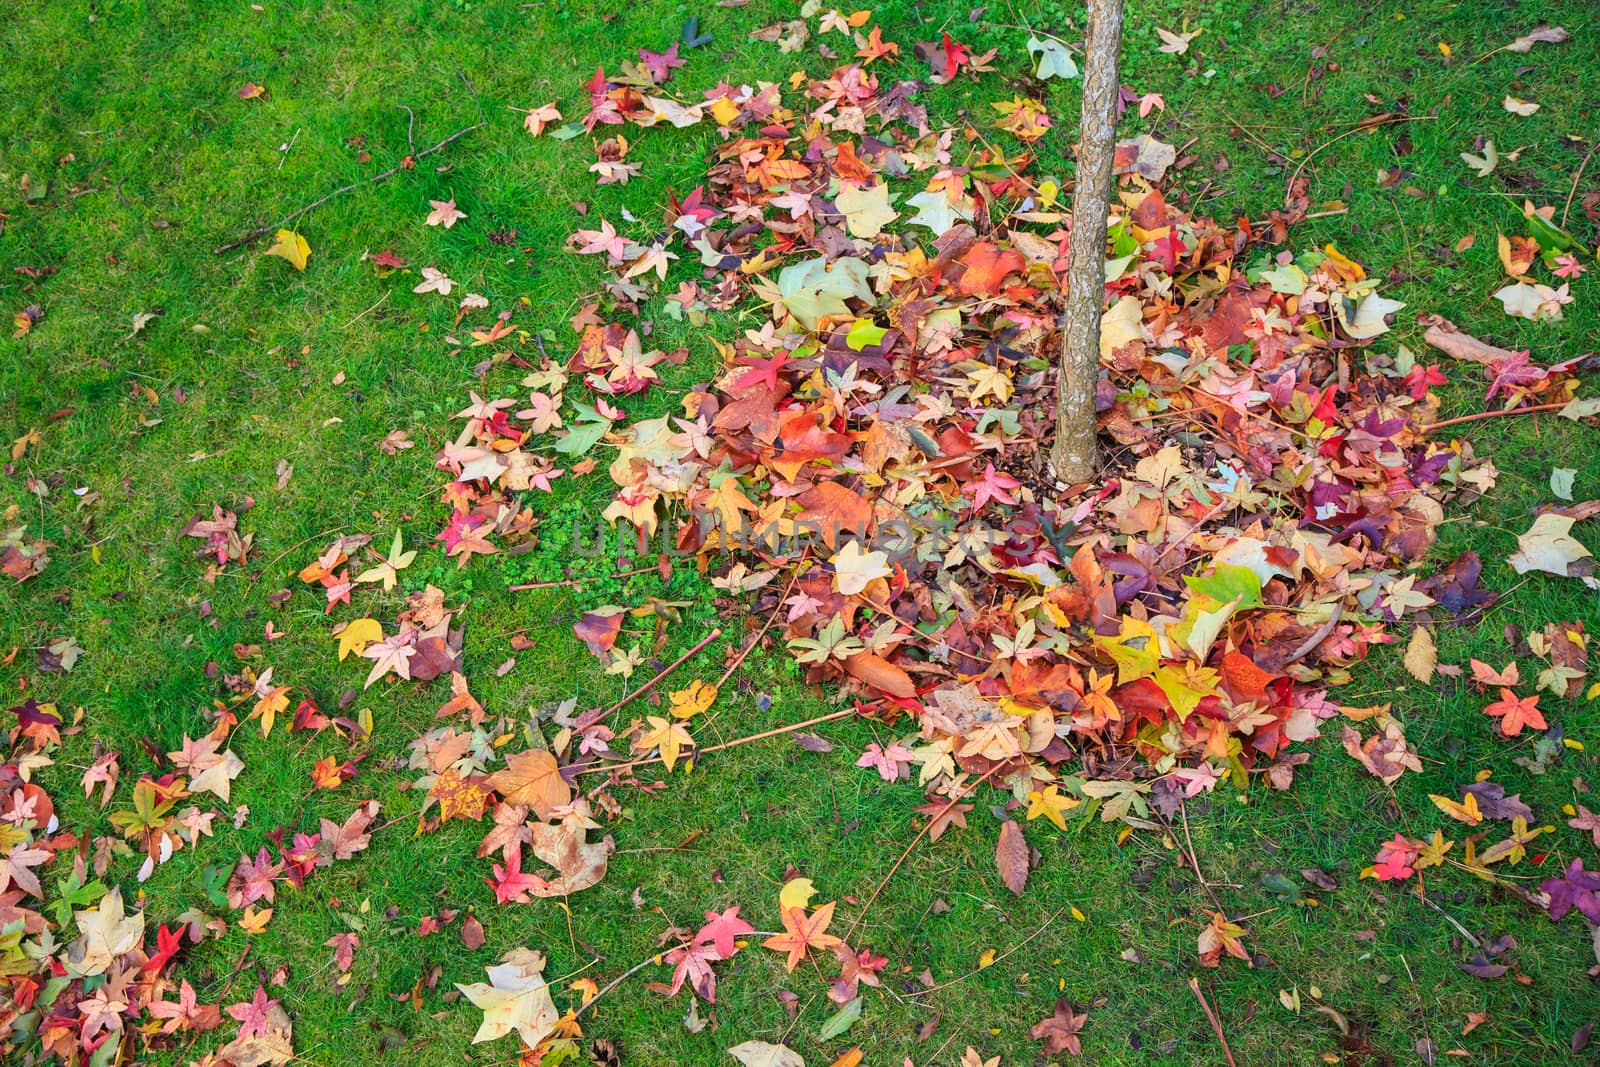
left=1050, top=0, right=1124, bottom=483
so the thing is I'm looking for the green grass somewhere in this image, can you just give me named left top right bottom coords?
left=3, top=0, right=1599, bottom=1064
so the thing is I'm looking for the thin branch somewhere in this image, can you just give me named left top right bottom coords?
left=579, top=706, right=858, bottom=781
left=1419, top=402, right=1567, bottom=433
left=844, top=764, right=1001, bottom=941
left=1284, top=115, right=1436, bottom=205
left=713, top=573, right=798, bottom=691
left=213, top=121, right=483, bottom=254
left=1188, top=978, right=1240, bottom=1067
left=1561, top=138, right=1599, bottom=229
left=599, top=628, right=722, bottom=719
left=905, top=906, right=1067, bottom=997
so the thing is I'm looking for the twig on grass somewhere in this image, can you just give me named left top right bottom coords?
left=598, top=627, right=722, bottom=719
left=509, top=562, right=660, bottom=591
left=579, top=706, right=859, bottom=784
left=1188, top=978, right=1240, bottom=1067
left=1419, top=402, right=1568, bottom=433
left=1561, top=139, right=1599, bottom=229
left=843, top=764, right=1002, bottom=942
left=1284, top=114, right=1436, bottom=205
left=213, top=121, right=484, bottom=254
left=903, top=906, right=1068, bottom=998
left=712, top=572, right=799, bottom=692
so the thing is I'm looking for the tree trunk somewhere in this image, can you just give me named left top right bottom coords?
left=1050, top=0, right=1124, bottom=483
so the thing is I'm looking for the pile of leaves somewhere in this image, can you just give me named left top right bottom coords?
left=3, top=10, right=1598, bottom=1067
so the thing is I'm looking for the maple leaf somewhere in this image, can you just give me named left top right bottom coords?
left=829, top=941, right=887, bottom=1005
left=227, top=986, right=282, bottom=1040
left=252, top=675, right=291, bottom=738
left=489, top=749, right=572, bottom=820
left=573, top=219, right=630, bottom=260
left=361, top=630, right=417, bottom=688
left=355, top=529, right=416, bottom=590
left=1197, top=910, right=1251, bottom=967
left=1479, top=816, right=1546, bottom=866
left=1469, top=659, right=1520, bottom=688
left=0, top=839, right=51, bottom=898
left=69, top=887, right=145, bottom=976
left=831, top=539, right=891, bottom=596
left=1156, top=26, right=1202, bottom=53
left=914, top=795, right=972, bottom=842
left=728, top=1042, right=806, bottom=1067
left=634, top=715, right=694, bottom=771
left=1026, top=785, right=1081, bottom=830
left=319, top=802, right=379, bottom=862
left=665, top=938, right=722, bottom=1001
left=263, top=229, right=310, bottom=271
left=426, top=197, right=467, bottom=228
left=188, top=746, right=245, bottom=802
left=855, top=26, right=899, bottom=63
left=148, top=980, right=222, bottom=1034
left=955, top=242, right=1025, bottom=296
left=639, top=42, right=685, bottom=82
left=325, top=932, right=359, bottom=973
left=855, top=741, right=913, bottom=782
left=1429, top=791, right=1483, bottom=825
left=669, top=679, right=718, bottom=720
left=335, top=617, right=383, bottom=661
left=487, top=852, right=544, bottom=904
left=413, top=266, right=455, bottom=295
left=431, top=768, right=492, bottom=822
left=763, top=901, right=843, bottom=971
left=1482, top=688, right=1546, bottom=736
left=1540, top=858, right=1600, bottom=923
left=1508, top=514, right=1592, bottom=576
left=1568, top=804, right=1600, bottom=848
left=1371, top=833, right=1419, bottom=880
left=523, top=101, right=562, bottom=136
left=964, top=463, right=1021, bottom=510
left=1341, top=722, right=1421, bottom=785
left=695, top=905, right=755, bottom=957
left=834, top=182, right=898, bottom=239
left=1030, top=996, right=1088, bottom=1056
left=456, top=948, right=560, bottom=1046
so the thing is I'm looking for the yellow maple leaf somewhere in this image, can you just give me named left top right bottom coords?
left=336, top=618, right=384, bottom=661
left=668, top=679, right=718, bottom=720
left=1094, top=616, right=1159, bottom=685
left=1026, top=785, right=1081, bottom=830
left=778, top=876, right=816, bottom=913
left=1428, top=791, right=1482, bottom=825
left=255, top=685, right=291, bottom=737
left=240, top=905, right=274, bottom=934
left=264, top=229, right=310, bottom=271
left=634, top=716, right=693, bottom=771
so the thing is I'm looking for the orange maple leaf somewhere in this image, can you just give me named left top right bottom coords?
left=762, top=902, right=843, bottom=972
left=1482, top=688, right=1546, bottom=736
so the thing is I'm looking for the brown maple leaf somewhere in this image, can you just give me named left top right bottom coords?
left=1029, top=996, right=1088, bottom=1056
left=914, top=796, right=972, bottom=843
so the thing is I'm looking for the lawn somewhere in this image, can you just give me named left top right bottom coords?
left=2, top=1, right=1598, bottom=1065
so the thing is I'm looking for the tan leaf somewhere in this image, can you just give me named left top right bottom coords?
left=995, top=819, right=1029, bottom=895
left=1403, top=627, right=1437, bottom=683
